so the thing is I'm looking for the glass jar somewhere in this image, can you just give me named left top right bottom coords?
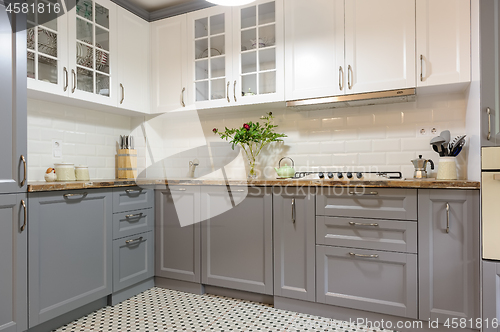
left=54, top=163, right=76, bottom=181
left=75, top=165, right=90, bottom=181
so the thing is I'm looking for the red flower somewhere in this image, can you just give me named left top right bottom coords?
left=212, top=128, right=217, bottom=133
left=243, top=123, right=250, bottom=130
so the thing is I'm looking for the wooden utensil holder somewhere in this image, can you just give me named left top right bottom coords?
left=117, top=149, right=137, bottom=179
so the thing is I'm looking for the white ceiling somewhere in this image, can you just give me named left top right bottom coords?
left=126, top=0, right=194, bottom=12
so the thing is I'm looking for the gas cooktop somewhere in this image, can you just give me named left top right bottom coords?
left=290, top=171, right=403, bottom=181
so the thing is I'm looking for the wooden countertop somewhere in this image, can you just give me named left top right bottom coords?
left=27, top=178, right=480, bottom=192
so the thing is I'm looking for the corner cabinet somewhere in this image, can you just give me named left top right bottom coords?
left=273, top=187, right=315, bottom=302
left=201, top=186, right=273, bottom=295
left=28, top=190, right=112, bottom=328
left=416, top=0, right=470, bottom=88
left=186, top=0, right=284, bottom=110
left=418, top=190, right=480, bottom=327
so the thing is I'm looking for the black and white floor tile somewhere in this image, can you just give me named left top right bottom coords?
left=53, top=287, right=394, bottom=332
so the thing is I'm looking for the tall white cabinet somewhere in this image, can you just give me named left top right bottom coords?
left=416, top=0, right=470, bottom=87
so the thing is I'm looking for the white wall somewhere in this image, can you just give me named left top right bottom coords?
left=137, top=93, right=469, bottom=180
left=28, top=93, right=470, bottom=181
left=27, top=99, right=131, bottom=181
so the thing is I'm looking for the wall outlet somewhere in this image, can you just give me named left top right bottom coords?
left=52, top=140, right=62, bottom=158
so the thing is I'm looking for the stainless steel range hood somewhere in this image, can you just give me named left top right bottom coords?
left=286, top=88, right=416, bottom=110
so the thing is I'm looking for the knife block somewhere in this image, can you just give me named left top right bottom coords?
left=117, top=149, right=137, bottom=179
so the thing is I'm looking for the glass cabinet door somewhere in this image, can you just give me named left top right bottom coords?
left=188, top=7, right=233, bottom=107
left=27, top=0, right=68, bottom=95
left=68, top=0, right=115, bottom=104
left=234, top=0, right=283, bottom=104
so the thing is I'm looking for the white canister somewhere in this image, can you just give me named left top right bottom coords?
left=54, top=163, right=76, bottom=182
left=437, top=157, right=458, bottom=180
left=75, top=165, right=90, bottom=181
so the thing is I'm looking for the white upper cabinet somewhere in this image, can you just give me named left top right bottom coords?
left=67, top=0, right=117, bottom=106
left=116, top=6, right=150, bottom=113
left=232, top=0, right=284, bottom=106
left=185, top=0, right=283, bottom=110
left=284, top=0, right=344, bottom=101
left=27, top=0, right=68, bottom=96
left=151, top=15, right=190, bottom=113
left=344, top=0, right=416, bottom=94
left=416, top=0, right=470, bottom=87
left=187, top=6, right=234, bottom=109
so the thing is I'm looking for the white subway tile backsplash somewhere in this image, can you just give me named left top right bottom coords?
left=387, top=152, right=417, bottom=165
left=372, top=139, right=401, bottom=152
left=358, top=153, right=386, bottom=166
left=345, top=140, right=372, bottom=153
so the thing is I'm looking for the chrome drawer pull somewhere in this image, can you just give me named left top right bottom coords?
left=64, top=193, right=87, bottom=198
left=339, top=66, right=344, bottom=91
left=21, top=200, right=27, bottom=232
left=233, top=189, right=246, bottom=192
left=173, top=188, right=186, bottom=191
left=227, top=81, right=230, bottom=103
left=291, top=198, right=296, bottom=224
left=487, top=107, right=492, bottom=140
left=181, top=87, right=186, bottom=107
left=349, top=252, right=379, bottom=259
left=120, top=83, right=125, bottom=104
left=348, top=191, right=378, bottom=196
left=233, top=80, right=237, bottom=102
left=420, top=54, right=424, bottom=81
left=125, top=236, right=143, bottom=245
left=446, top=203, right=450, bottom=233
left=125, top=189, right=141, bottom=194
left=20, top=155, right=27, bottom=187
left=349, top=221, right=379, bottom=227
left=63, top=67, right=68, bottom=91
left=126, top=213, right=143, bottom=219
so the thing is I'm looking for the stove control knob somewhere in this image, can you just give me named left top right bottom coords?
left=346, top=172, right=353, bottom=179
left=327, top=172, right=334, bottom=179
left=337, top=172, right=344, bottom=179
left=356, top=172, right=363, bottom=179
left=318, top=172, right=325, bottom=179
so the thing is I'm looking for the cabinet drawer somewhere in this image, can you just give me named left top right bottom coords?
left=113, top=231, right=154, bottom=292
left=113, top=208, right=153, bottom=240
left=316, top=245, right=417, bottom=319
left=113, top=187, right=153, bottom=213
left=316, top=188, right=417, bottom=220
left=316, top=216, right=417, bottom=253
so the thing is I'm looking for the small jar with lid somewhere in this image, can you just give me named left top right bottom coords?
left=75, top=165, right=90, bottom=181
left=54, top=163, right=76, bottom=182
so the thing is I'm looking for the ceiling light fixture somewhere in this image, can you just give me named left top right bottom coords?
left=206, top=0, right=256, bottom=6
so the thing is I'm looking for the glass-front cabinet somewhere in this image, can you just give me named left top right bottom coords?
left=187, top=0, right=283, bottom=110
left=27, top=0, right=116, bottom=106
left=27, top=0, right=68, bottom=95
left=233, top=0, right=283, bottom=105
left=68, top=0, right=116, bottom=105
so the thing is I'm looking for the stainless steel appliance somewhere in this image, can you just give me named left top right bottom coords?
left=411, top=155, right=434, bottom=179
left=291, top=171, right=402, bottom=181
left=482, top=147, right=500, bottom=260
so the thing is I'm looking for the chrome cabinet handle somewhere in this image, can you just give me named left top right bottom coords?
left=64, top=192, right=88, bottom=198
left=348, top=65, right=353, bottom=90
left=21, top=199, right=27, bottom=232
left=181, top=87, right=186, bottom=107
left=487, top=107, right=492, bottom=140
left=63, top=67, right=68, bottom=92
left=420, top=55, right=424, bottom=82
left=227, top=81, right=230, bottom=103
left=20, top=155, right=26, bottom=187
left=71, top=69, right=76, bottom=93
left=125, top=189, right=141, bottom=194
left=120, top=83, right=125, bottom=104
left=172, top=188, right=186, bottom=191
left=348, top=191, right=378, bottom=196
left=446, top=203, right=450, bottom=233
left=349, top=221, right=379, bottom=227
left=339, top=66, right=344, bottom=91
left=291, top=198, right=296, bottom=224
left=126, top=212, right=143, bottom=219
left=125, top=236, right=143, bottom=245
left=233, top=80, right=237, bottom=102
left=349, top=252, right=379, bottom=258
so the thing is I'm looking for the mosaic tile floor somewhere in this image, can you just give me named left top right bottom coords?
left=53, top=287, right=392, bottom=332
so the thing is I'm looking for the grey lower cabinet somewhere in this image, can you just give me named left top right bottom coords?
left=0, top=194, right=27, bottom=332
left=155, top=186, right=201, bottom=283
left=483, top=260, right=500, bottom=332
left=201, top=186, right=273, bottom=295
left=316, top=246, right=417, bottom=319
left=28, top=190, right=113, bottom=328
left=418, top=189, right=480, bottom=327
left=273, top=187, right=315, bottom=302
